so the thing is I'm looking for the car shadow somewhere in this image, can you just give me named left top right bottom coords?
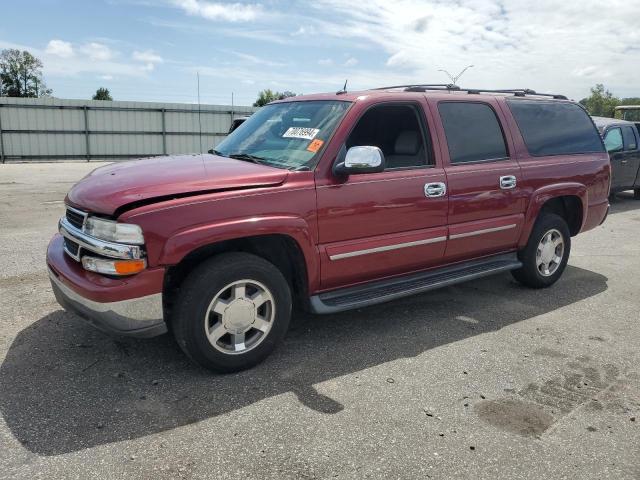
left=0, top=266, right=607, bottom=456
left=609, top=191, right=640, bottom=215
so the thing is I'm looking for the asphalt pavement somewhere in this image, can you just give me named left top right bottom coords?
left=0, top=162, right=638, bottom=479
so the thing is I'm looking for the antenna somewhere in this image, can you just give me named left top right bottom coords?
left=197, top=71, right=203, bottom=154
left=336, top=79, right=348, bottom=95
left=438, top=65, right=474, bottom=86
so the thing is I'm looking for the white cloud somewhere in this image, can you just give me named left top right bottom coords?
left=81, top=42, right=114, bottom=62
left=0, top=39, right=160, bottom=80
left=172, top=0, right=262, bottom=22
left=132, top=50, right=164, bottom=71
left=45, top=39, right=74, bottom=58
left=318, top=58, right=333, bottom=66
left=306, top=0, right=640, bottom=99
left=229, top=50, right=285, bottom=67
left=343, top=57, right=358, bottom=67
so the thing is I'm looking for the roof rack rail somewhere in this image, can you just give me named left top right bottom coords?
left=465, top=88, right=568, bottom=100
left=371, top=84, right=459, bottom=91
left=370, top=84, right=567, bottom=100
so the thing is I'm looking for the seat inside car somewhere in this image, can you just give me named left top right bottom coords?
left=385, top=130, right=424, bottom=169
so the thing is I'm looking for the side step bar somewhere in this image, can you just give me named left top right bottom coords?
left=309, top=253, right=522, bottom=314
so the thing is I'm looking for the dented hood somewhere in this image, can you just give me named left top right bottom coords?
left=66, top=154, right=289, bottom=215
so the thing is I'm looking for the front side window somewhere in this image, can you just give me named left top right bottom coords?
left=346, top=104, right=430, bottom=169
left=622, top=126, right=638, bottom=151
left=507, top=100, right=604, bottom=156
left=438, top=102, right=508, bottom=164
left=214, top=100, right=351, bottom=170
left=604, top=128, right=623, bottom=152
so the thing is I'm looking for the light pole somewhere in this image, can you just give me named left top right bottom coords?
left=438, top=65, right=474, bottom=86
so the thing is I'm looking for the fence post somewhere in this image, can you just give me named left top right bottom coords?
left=83, top=105, right=90, bottom=161
left=0, top=105, right=4, bottom=164
left=161, top=108, right=167, bottom=155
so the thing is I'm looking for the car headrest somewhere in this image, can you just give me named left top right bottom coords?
left=394, top=131, right=420, bottom=155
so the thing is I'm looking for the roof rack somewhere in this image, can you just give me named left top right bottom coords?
left=371, top=84, right=567, bottom=100
left=372, top=84, right=459, bottom=91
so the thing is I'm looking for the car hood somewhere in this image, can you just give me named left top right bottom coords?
left=66, top=154, right=289, bottom=216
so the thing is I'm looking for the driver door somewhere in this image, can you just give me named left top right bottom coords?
left=315, top=101, right=448, bottom=291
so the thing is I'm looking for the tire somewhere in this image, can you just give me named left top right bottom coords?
left=634, top=188, right=640, bottom=200
left=172, top=252, right=292, bottom=373
left=511, top=213, right=571, bottom=289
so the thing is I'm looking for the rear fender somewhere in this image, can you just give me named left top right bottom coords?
left=518, top=183, right=587, bottom=248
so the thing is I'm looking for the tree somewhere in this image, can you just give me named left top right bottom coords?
left=93, top=87, right=113, bottom=101
left=253, top=89, right=297, bottom=107
left=579, top=84, right=620, bottom=118
left=0, top=49, right=52, bottom=97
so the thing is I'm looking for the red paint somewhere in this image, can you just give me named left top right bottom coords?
left=47, top=89, right=610, bottom=303
left=47, top=234, right=165, bottom=303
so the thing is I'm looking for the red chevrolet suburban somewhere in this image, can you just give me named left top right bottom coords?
left=47, top=85, right=610, bottom=372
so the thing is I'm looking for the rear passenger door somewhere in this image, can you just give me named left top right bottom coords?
left=430, top=98, right=526, bottom=262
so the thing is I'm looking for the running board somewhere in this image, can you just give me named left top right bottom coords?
left=309, top=253, right=521, bottom=314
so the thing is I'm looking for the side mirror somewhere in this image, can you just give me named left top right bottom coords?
left=333, top=146, right=385, bottom=176
left=207, top=148, right=214, bottom=154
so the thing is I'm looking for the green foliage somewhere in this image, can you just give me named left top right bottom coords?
left=579, top=84, right=620, bottom=118
left=93, top=87, right=113, bottom=101
left=253, top=89, right=297, bottom=107
left=579, top=85, right=640, bottom=119
left=0, top=49, right=52, bottom=97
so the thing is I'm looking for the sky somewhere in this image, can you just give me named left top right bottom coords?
left=1, top=0, right=639, bottom=106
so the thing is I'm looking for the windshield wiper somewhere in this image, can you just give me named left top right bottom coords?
left=227, top=152, right=268, bottom=165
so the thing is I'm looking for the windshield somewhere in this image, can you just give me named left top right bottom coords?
left=213, top=100, right=351, bottom=170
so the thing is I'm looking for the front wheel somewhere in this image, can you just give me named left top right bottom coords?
left=511, top=213, right=571, bottom=289
left=172, top=252, right=292, bottom=373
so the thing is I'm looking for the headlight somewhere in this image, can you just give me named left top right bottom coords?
left=84, top=217, right=145, bottom=245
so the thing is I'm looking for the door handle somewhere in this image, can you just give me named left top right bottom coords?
left=424, top=182, right=446, bottom=198
left=621, top=159, right=628, bottom=165
left=500, top=175, right=517, bottom=190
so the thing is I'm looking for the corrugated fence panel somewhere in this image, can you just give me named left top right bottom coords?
left=0, top=97, right=258, bottom=162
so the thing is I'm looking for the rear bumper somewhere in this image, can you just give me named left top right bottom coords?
left=582, top=200, right=610, bottom=232
left=47, top=234, right=167, bottom=338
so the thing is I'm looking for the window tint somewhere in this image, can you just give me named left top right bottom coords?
left=438, top=102, right=508, bottom=164
left=507, top=100, right=604, bottom=156
left=346, top=104, right=429, bottom=169
left=604, top=128, right=623, bottom=152
left=622, top=126, right=638, bottom=151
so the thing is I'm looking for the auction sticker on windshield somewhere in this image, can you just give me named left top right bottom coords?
left=283, top=127, right=320, bottom=140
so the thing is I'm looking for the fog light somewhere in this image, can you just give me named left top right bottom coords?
left=82, top=256, right=146, bottom=276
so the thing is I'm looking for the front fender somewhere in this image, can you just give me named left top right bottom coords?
left=158, top=215, right=320, bottom=290
left=518, top=183, right=588, bottom=248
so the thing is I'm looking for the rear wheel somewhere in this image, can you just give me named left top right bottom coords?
left=172, top=252, right=292, bottom=373
left=511, top=213, right=571, bottom=288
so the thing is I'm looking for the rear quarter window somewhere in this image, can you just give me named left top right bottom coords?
left=507, top=100, right=604, bottom=156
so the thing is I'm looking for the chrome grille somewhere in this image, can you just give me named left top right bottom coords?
left=63, top=237, right=81, bottom=260
left=65, top=207, right=87, bottom=230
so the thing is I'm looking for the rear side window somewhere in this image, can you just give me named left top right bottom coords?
left=438, top=102, right=508, bottom=164
left=622, top=126, right=638, bottom=151
left=507, top=100, right=604, bottom=156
